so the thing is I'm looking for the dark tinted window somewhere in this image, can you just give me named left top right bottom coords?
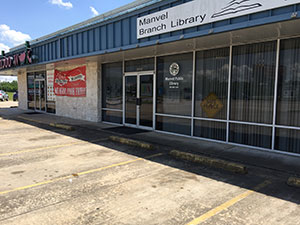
left=102, top=62, right=123, bottom=110
left=125, top=58, right=154, bottom=72
left=156, top=53, right=193, bottom=116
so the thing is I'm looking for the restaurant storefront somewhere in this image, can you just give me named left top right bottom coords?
left=1, top=0, right=300, bottom=155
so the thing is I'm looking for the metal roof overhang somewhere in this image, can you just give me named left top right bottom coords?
left=5, top=18, right=299, bottom=75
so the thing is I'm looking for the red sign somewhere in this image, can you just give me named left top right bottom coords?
left=54, top=66, right=86, bottom=97
left=0, top=49, right=32, bottom=70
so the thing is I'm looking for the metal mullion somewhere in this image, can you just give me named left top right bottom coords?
left=275, top=125, right=300, bottom=131
left=194, top=117, right=227, bottom=123
left=155, top=113, right=192, bottom=119
left=272, top=39, right=281, bottom=150
left=39, top=81, right=42, bottom=111
left=34, top=80, right=36, bottom=110
left=137, top=75, right=140, bottom=127
left=125, top=71, right=154, bottom=76
left=153, top=56, right=157, bottom=130
left=229, top=120, right=273, bottom=127
left=122, top=58, right=125, bottom=125
left=122, top=72, right=125, bottom=125
left=226, top=45, right=233, bottom=142
left=102, top=108, right=123, bottom=112
left=191, top=50, right=196, bottom=137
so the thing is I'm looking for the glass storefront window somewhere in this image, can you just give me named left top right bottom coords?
left=125, top=58, right=154, bottom=72
left=277, top=38, right=300, bottom=127
left=102, top=62, right=123, bottom=110
left=275, top=128, right=300, bottom=154
left=156, top=53, right=193, bottom=116
left=194, top=120, right=226, bottom=141
left=230, top=41, right=277, bottom=124
left=156, top=116, right=191, bottom=136
left=102, top=110, right=123, bottom=124
left=195, top=47, right=229, bottom=119
left=230, top=123, right=272, bottom=149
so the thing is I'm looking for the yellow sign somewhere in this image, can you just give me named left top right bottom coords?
left=201, top=93, right=224, bottom=118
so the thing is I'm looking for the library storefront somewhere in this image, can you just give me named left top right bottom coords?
left=102, top=38, right=300, bottom=155
left=2, top=0, right=300, bottom=156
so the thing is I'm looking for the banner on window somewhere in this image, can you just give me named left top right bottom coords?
left=54, top=66, right=86, bottom=97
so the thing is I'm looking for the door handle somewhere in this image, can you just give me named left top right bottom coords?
left=136, top=98, right=142, bottom=106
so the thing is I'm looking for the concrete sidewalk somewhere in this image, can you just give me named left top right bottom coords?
left=4, top=109, right=300, bottom=176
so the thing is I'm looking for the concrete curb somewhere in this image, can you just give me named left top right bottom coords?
left=18, top=116, right=74, bottom=131
left=17, top=116, right=42, bottom=124
left=287, top=177, right=300, bottom=188
left=49, top=123, right=74, bottom=131
left=109, top=136, right=154, bottom=150
left=170, top=150, right=248, bottom=174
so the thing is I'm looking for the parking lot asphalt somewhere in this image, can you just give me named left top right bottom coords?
left=0, top=103, right=299, bottom=225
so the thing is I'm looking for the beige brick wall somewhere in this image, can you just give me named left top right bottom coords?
left=17, top=69, right=27, bottom=110
left=55, top=62, right=99, bottom=122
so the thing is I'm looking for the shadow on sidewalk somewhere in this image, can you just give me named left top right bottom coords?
left=1, top=107, right=299, bottom=206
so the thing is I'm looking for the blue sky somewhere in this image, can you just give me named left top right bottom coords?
left=0, top=0, right=135, bottom=82
left=0, top=0, right=135, bottom=53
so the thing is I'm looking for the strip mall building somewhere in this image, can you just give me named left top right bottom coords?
left=1, top=0, right=300, bottom=156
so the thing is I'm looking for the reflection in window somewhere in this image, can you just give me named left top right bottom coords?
left=230, top=123, right=272, bottom=148
left=195, top=48, right=229, bottom=119
left=275, top=128, right=300, bottom=154
left=277, top=38, right=300, bottom=127
left=102, top=62, right=123, bottom=110
left=230, top=41, right=276, bottom=124
left=102, top=110, right=122, bottom=124
left=156, top=53, right=193, bottom=116
left=125, top=58, right=154, bottom=72
left=156, top=116, right=191, bottom=135
left=194, top=120, right=226, bottom=141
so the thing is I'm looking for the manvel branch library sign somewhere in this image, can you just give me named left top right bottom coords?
left=137, top=0, right=300, bottom=39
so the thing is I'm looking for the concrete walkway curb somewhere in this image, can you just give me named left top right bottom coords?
left=17, top=116, right=42, bottom=124
left=109, top=136, right=155, bottom=150
left=170, top=150, right=248, bottom=174
left=18, top=116, right=74, bottom=131
left=287, top=177, right=300, bottom=188
left=49, top=123, right=74, bottom=131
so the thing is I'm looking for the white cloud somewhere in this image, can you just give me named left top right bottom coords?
left=90, top=6, right=99, bottom=17
left=0, top=76, right=17, bottom=82
left=50, top=0, right=73, bottom=9
left=0, top=43, right=10, bottom=53
left=0, top=24, right=31, bottom=46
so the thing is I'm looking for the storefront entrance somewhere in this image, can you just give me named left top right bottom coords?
left=124, top=73, right=154, bottom=129
left=34, top=79, right=46, bottom=111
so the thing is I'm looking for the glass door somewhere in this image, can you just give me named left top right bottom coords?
left=125, top=76, right=137, bottom=125
left=139, top=75, right=153, bottom=127
left=34, top=80, right=40, bottom=110
left=124, top=73, right=154, bottom=129
left=34, top=80, right=46, bottom=112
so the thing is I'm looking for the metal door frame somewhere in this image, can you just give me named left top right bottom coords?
left=123, top=71, right=155, bottom=130
left=34, top=79, right=46, bottom=112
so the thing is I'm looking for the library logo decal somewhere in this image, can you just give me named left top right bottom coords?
left=212, top=0, right=262, bottom=18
